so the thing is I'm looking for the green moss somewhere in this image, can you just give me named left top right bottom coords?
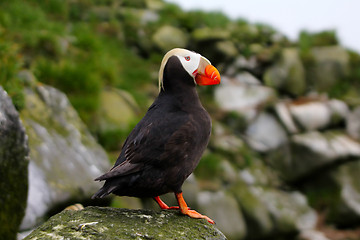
left=97, top=128, right=128, bottom=151
left=24, top=207, right=227, bottom=240
left=299, top=30, right=338, bottom=48
left=194, top=152, right=223, bottom=179
left=330, top=50, right=360, bottom=100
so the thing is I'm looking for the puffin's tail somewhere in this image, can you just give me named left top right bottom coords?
left=91, top=184, right=118, bottom=199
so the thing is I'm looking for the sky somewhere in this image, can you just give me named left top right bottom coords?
left=166, top=0, right=360, bottom=52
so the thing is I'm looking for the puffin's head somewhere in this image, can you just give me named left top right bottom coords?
left=158, top=48, right=221, bottom=91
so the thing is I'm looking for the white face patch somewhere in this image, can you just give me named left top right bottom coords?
left=158, top=48, right=202, bottom=91
left=175, top=51, right=201, bottom=78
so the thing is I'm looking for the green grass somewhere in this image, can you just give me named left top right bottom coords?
left=0, top=40, right=25, bottom=110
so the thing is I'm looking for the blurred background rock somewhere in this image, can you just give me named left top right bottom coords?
left=1, top=0, right=360, bottom=239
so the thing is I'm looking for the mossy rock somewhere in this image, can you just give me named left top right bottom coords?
left=264, top=48, right=306, bottom=96
left=19, top=84, right=111, bottom=230
left=24, top=206, right=227, bottom=240
left=152, top=25, right=189, bottom=52
left=0, top=87, right=29, bottom=240
left=309, top=46, right=350, bottom=92
left=301, top=159, right=360, bottom=227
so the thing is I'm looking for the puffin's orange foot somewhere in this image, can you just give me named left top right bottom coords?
left=184, top=209, right=215, bottom=224
left=175, top=192, right=215, bottom=224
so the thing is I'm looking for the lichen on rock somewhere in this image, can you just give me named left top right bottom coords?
left=19, top=84, right=111, bottom=230
left=24, top=206, right=227, bottom=240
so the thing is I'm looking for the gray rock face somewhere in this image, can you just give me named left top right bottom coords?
left=215, top=76, right=276, bottom=121
left=275, top=98, right=349, bottom=134
left=0, top=87, right=29, bottom=240
left=245, top=112, right=288, bottom=152
left=24, top=207, right=227, bottom=240
left=233, top=170, right=316, bottom=239
left=19, top=85, right=111, bottom=230
left=300, top=159, right=360, bottom=227
left=197, top=191, right=246, bottom=240
left=274, top=130, right=360, bottom=181
left=330, top=160, right=360, bottom=225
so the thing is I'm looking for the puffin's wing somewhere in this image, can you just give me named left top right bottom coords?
left=95, top=112, right=191, bottom=181
left=94, top=122, right=153, bottom=181
left=156, top=120, right=196, bottom=166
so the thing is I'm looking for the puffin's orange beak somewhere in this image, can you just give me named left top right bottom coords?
left=195, top=65, right=221, bottom=86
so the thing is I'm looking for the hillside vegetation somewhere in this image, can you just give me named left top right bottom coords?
left=3, top=1, right=360, bottom=239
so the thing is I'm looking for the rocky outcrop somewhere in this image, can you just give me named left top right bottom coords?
left=264, top=48, right=306, bottom=96
left=19, top=84, right=111, bottom=231
left=198, top=191, right=247, bottom=239
left=214, top=75, right=276, bottom=121
left=153, top=25, right=189, bottom=52
left=3, top=1, right=360, bottom=239
left=24, top=206, right=227, bottom=240
left=310, top=46, right=349, bottom=92
left=0, top=87, right=29, bottom=240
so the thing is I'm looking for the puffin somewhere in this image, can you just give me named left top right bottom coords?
left=92, top=48, right=221, bottom=224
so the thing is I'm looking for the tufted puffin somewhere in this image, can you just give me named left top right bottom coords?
left=92, top=48, right=221, bottom=224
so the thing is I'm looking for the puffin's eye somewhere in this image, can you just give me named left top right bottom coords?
left=185, top=56, right=191, bottom=61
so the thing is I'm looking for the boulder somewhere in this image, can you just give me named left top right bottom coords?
left=310, top=46, right=349, bottom=92
left=231, top=181, right=274, bottom=239
left=211, top=122, right=244, bottom=153
left=290, top=101, right=331, bottom=131
left=326, top=160, right=360, bottom=226
left=97, top=87, right=140, bottom=151
left=232, top=179, right=317, bottom=239
left=303, top=160, right=360, bottom=227
left=225, top=56, right=258, bottom=76
left=238, top=158, right=280, bottom=188
left=197, top=191, right=246, bottom=240
left=245, top=112, right=288, bottom=152
left=300, top=159, right=360, bottom=227
left=0, top=87, right=29, bottom=240
left=24, top=207, right=227, bottom=240
left=152, top=25, right=188, bottom=52
left=19, top=85, right=111, bottom=230
left=275, top=98, right=349, bottom=133
left=346, top=106, right=360, bottom=140
left=214, top=76, right=276, bottom=122
left=273, top=130, right=360, bottom=182
left=264, top=48, right=306, bottom=96
left=298, top=229, right=330, bottom=240
left=275, top=101, right=299, bottom=134
left=99, top=87, right=139, bottom=130
left=215, top=40, right=238, bottom=59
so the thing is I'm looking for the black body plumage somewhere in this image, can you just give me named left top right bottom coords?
left=92, top=56, right=211, bottom=199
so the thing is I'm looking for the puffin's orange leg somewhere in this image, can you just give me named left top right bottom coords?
left=153, top=196, right=182, bottom=210
left=154, top=196, right=170, bottom=209
left=175, top=192, right=215, bottom=224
